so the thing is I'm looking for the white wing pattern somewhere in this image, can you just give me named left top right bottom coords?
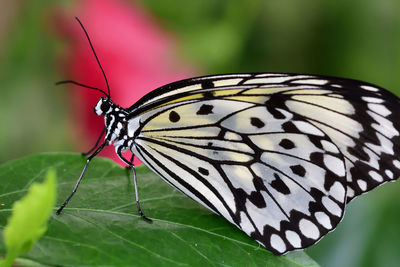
left=127, top=73, right=400, bottom=254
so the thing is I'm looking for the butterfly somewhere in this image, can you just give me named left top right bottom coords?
left=56, top=18, right=400, bottom=255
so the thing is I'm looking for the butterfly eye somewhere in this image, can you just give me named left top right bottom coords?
left=94, top=97, right=111, bottom=115
left=101, top=99, right=111, bottom=113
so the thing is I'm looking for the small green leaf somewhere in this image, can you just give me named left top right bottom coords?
left=0, top=153, right=319, bottom=266
left=1, top=168, right=56, bottom=266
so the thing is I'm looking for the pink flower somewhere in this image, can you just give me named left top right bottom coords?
left=56, top=0, right=197, bottom=165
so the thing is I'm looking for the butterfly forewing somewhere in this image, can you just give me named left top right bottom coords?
left=126, top=73, right=400, bottom=254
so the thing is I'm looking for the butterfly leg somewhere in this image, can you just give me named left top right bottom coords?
left=117, top=148, right=152, bottom=223
left=82, top=127, right=106, bottom=156
left=56, top=141, right=107, bottom=214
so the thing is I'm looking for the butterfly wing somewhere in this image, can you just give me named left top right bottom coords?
left=129, top=73, right=400, bottom=202
left=127, top=73, right=400, bottom=254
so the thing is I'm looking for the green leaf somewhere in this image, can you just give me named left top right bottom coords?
left=1, top=168, right=56, bottom=267
left=0, top=153, right=319, bottom=266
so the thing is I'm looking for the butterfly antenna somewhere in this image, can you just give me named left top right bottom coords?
left=55, top=80, right=108, bottom=96
left=75, top=17, right=111, bottom=98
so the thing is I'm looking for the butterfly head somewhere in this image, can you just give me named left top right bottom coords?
left=94, top=97, right=114, bottom=116
left=93, top=97, right=129, bottom=144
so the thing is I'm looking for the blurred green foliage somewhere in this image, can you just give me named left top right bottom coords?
left=0, top=0, right=70, bottom=162
left=1, top=168, right=56, bottom=266
left=0, top=0, right=399, bottom=266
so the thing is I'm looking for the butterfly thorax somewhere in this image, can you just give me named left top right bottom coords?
left=94, top=97, right=130, bottom=148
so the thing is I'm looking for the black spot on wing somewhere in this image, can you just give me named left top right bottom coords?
left=282, top=121, right=298, bottom=133
left=250, top=117, right=265, bottom=128
left=265, top=95, right=289, bottom=119
left=266, top=106, right=287, bottom=119
left=198, top=167, right=209, bottom=176
left=279, top=139, right=295, bottom=150
left=290, top=165, right=306, bottom=177
left=249, top=191, right=267, bottom=208
left=248, top=176, right=268, bottom=208
left=271, top=173, right=291, bottom=195
left=196, top=104, right=214, bottom=115
left=201, top=80, right=215, bottom=89
left=169, top=111, right=180, bottom=122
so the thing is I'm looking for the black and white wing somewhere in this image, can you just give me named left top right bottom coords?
left=127, top=73, right=400, bottom=254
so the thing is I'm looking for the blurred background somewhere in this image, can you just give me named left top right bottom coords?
left=0, top=0, right=399, bottom=266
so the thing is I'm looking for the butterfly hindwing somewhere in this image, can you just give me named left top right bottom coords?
left=277, top=76, right=400, bottom=202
